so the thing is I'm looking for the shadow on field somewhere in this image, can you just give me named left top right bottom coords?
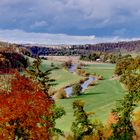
left=83, top=92, right=105, bottom=96
left=69, top=92, right=105, bottom=99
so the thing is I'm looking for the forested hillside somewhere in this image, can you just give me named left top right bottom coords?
left=21, top=40, right=140, bottom=56
left=0, top=42, right=28, bottom=73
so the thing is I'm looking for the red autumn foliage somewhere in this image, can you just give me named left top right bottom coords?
left=0, top=73, right=53, bottom=140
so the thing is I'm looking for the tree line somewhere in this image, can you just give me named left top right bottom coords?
left=20, top=40, right=140, bottom=57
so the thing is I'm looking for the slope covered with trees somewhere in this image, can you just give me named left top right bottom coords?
left=21, top=40, right=140, bottom=56
left=0, top=44, right=28, bottom=73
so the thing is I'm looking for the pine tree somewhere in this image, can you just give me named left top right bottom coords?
left=71, top=100, right=94, bottom=140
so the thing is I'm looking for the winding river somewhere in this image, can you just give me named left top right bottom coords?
left=64, top=64, right=95, bottom=97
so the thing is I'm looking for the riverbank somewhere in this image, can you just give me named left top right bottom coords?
left=63, top=64, right=95, bottom=97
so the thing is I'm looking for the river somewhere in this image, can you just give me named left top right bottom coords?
left=64, top=64, right=95, bottom=97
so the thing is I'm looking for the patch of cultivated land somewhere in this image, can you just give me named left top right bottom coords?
left=56, top=63, right=125, bottom=132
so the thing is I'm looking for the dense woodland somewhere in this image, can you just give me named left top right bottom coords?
left=0, top=42, right=29, bottom=72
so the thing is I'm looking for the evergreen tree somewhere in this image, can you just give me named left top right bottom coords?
left=71, top=100, right=95, bottom=140
left=27, top=57, right=52, bottom=97
left=27, top=57, right=66, bottom=138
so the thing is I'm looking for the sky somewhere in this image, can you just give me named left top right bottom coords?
left=0, top=0, right=140, bottom=44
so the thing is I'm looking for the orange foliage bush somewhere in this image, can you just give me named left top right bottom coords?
left=53, top=88, right=67, bottom=100
left=105, top=112, right=118, bottom=138
left=0, top=73, right=53, bottom=139
left=133, top=110, right=140, bottom=139
left=88, top=81, right=95, bottom=86
left=79, top=77, right=88, bottom=84
left=76, top=69, right=89, bottom=77
left=97, top=75, right=104, bottom=80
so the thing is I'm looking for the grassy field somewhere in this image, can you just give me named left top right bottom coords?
left=27, top=56, right=62, bottom=71
left=27, top=57, right=125, bottom=132
left=27, top=56, right=82, bottom=90
left=84, top=63, right=115, bottom=79
left=56, top=63, right=125, bottom=132
left=50, top=69, right=82, bottom=90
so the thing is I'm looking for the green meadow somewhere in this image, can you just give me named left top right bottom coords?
left=27, top=56, right=82, bottom=90
left=50, top=69, right=82, bottom=90
left=28, top=57, right=125, bottom=132
left=56, top=63, right=125, bottom=132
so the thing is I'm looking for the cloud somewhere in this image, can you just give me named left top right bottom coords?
left=113, top=28, right=128, bottom=36
left=0, top=0, right=140, bottom=37
left=0, top=29, right=139, bottom=45
left=0, top=29, right=96, bottom=44
left=31, top=21, right=48, bottom=28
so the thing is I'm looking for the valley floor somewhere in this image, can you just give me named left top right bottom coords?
left=56, top=63, right=125, bottom=132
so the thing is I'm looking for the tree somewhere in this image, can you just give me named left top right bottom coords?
left=111, top=55, right=140, bottom=140
left=0, top=73, right=53, bottom=140
left=27, top=57, right=66, bottom=137
left=109, top=89, right=140, bottom=140
left=115, top=58, right=133, bottom=75
left=27, top=58, right=52, bottom=97
left=72, top=83, right=82, bottom=96
left=0, top=54, right=11, bottom=68
left=62, top=60, right=72, bottom=69
left=110, top=55, right=117, bottom=63
left=71, top=100, right=95, bottom=140
left=51, top=62, right=54, bottom=67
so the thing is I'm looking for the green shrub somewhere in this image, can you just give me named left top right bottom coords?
left=72, top=83, right=82, bottom=96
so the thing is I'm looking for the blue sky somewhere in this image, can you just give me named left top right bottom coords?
left=0, top=0, right=140, bottom=44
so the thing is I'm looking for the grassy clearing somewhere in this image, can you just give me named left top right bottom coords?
left=84, top=63, right=115, bottom=79
left=56, top=63, right=125, bottom=132
left=27, top=56, right=62, bottom=71
left=50, top=69, right=82, bottom=90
